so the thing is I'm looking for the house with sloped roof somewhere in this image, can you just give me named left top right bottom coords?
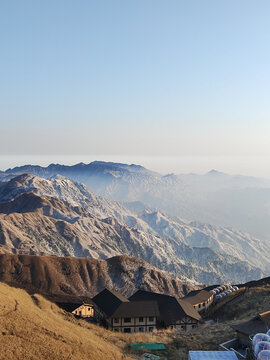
left=56, top=301, right=95, bottom=318
left=92, top=288, right=160, bottom=332
left=129, top=290, right=201, bottom=331
left=184, top=290, right=214, bottom=313
left=219, top=310, right=270, bottom=359
left=230, top=310, right=270, bottom=346
left=109, top=300, right=160, bottom=333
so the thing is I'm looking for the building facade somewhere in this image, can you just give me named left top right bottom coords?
left=109, top=300, right=159, bottom=333
left=168, top=316, right=200, bottom=331
left=129, top=290, right=201, bottom=330
left=111, top=315, right=157, bottom=333
left=72, top=304, right=94, bottom=318
left=184, top=290, right=214, bottom=313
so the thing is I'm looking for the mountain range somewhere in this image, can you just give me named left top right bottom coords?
left=3, top=161, right=270, bottom=241
left=0, top=171, right=269, bottom=284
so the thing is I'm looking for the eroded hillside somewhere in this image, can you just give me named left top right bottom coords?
left=0, top=253, right=194, bottom=298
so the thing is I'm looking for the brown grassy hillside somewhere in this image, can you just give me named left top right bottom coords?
left=0, top=253, right=194, bottom=299
left=0, top=282, right=135, bottom=360
left=208, top=284, right=270, bottom=322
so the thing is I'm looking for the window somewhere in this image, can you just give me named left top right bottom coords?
left=192, top=325, right=196, bottom=329
left=79, top=311, right=82, bottom=316
left=124, top=317, right=131, bottom=323
left=203, top=302, right=205, bottom=306
left=198, top=304, right=201, bottom=308
left=139, top=327, right=144, bottom=332
left=114, top=318, right=119, bottom=323
left=139, top=317, right=144, bottom=322
left=149, top=327, right=154, bottom=332
left=114, top=328, right=119, bottom=332
left=124, top=328, right=131, bottom=333
left=148, top=317, right=154, bottom=322
left=88, top=308, right=91, bottom=311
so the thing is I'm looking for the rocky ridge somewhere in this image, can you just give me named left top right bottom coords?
left=0, top=253, right=194, bottom=298
left=3, top=161, right=270, bottom=241
left=0, top=174, right=268, bottom=283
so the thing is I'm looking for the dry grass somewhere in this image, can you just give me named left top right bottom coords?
left=209, top=285, right=270, bottom=322
left=0, top=282, right=135, bottom=360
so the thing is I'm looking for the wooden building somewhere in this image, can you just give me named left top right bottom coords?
left=129, top=290, right=201, bottom=331
left=72, top=304, right=94, bottom=317
left=92, top=288, right=161, bottom=333
left=57, top=302, right=95, bottom=318
left=184, top=290, right=214, bottom=313
left=230, top=310, right=270, bottom=346
left=109, top=301, right=160, bottom=333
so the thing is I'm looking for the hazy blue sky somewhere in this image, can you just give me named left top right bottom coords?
left=1, top=1, right=270, bottom=176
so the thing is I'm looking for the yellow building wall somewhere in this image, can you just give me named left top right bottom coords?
left=72, top=305, right=94, bottom=318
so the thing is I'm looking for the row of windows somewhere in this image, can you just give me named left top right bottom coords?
left=197, top=297, right=212, bottom=308
left=75, top=308, right=92, bottom=314
left=114, top=327, right=154, bottom=333
left=114, top=317, right=155, bottom=323
left=74, top=307, right=93, bottom=315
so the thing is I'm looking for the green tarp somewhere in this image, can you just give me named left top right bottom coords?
left=131, top=342, right=166, bottom=351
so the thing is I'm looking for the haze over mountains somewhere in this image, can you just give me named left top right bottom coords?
left=3, top=161, right=270, bottom=241
left=0, top=163, right=269, bottom=285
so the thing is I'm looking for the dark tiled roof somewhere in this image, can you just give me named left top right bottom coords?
left=92, top=288, right=129, bottom=317
left=184, top=290, right=213, bottom=305
left=129, top=290, right=200, bottom=325
left=231, top=318, right=267, bottom=336
left=177, top=299, right=201, bottom=321
left=231, top=310, right=270, bottom=336
left=107, top=289, right=130, bottom=303
left=111, top=301, right=159, bottom=318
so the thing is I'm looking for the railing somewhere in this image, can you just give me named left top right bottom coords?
left=219, top=338, right=247, bottom=359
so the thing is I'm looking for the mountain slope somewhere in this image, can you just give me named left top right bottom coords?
left=138, top=210, right=270, bottom=274
left=0, top=282, right=135, bottom=360
left=0, top=174, right=267, bottom=283
left=0, top=253, right=194, bottom=298
left=0, top=190, right=264, bottom=283
left=4, top=161, right=270, bottom=241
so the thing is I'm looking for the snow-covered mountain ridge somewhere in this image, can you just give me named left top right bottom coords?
left=0, top=173, right=268, bottom=284
left=3, top=161, right=270, bottom=241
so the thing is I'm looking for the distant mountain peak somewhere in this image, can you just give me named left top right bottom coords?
left=206, top=169, right=225, bottom=176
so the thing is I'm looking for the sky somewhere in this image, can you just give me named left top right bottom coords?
left=1, top=1, right=270, bottom=176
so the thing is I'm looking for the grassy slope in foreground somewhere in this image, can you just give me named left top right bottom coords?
left=0, top=282, right=135, bottom=360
